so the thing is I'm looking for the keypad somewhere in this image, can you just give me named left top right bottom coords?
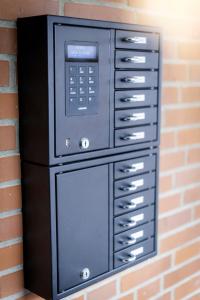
left=66, top=63, right=98, bottom=116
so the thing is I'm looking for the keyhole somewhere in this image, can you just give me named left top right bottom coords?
left=80, top=268, right=90, bottom=280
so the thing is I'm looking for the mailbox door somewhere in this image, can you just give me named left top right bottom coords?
left=56, top=165, right=109, bottom=292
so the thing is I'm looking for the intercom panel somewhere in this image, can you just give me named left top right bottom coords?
left=55, top=25, right=112, bottom=156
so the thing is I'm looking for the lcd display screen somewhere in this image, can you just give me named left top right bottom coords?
left=66, top=44, right=98, bottom=61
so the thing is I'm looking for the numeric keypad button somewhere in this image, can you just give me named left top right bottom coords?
left=79, top=97, right=87, bottom=104
left=79, top=66, right=87, bottom=74
left=79, top=76, right=87, bottom=85
left=88, top=96, right=96, bottom=103
left=79, top=86, right=87, bottom=95
left=88, top=86, right=95, bottom=95
left=88, top=77, right=95, bottom=85
left=69, top=87, right=77, bottom=95
left=69, top=66, right=77, bottom=75
left=88, top=66, right=95, bottom=74
left=69, top=77, right=76, bottom=85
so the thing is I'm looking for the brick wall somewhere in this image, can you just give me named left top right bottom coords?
left=0, top=0, right=200, bottom=299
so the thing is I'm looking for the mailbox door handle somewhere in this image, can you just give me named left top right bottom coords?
left=121, top=94, right=145, bottom=102
left=123, top=37, right=147, bottom=44
left=122, top=76, right=146, bottom=83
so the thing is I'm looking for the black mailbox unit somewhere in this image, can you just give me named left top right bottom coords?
left=17, top=15, right=161, bottom=300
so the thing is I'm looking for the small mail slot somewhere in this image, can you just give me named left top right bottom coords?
left=115, top=70, right=158, bottom=89
left=115, top=51, right=159, bottom=69
left=116, top=30, right=159, bottom=50
left=18, top=15, right=161, bottom=300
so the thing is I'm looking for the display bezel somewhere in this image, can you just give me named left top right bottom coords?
left=65, top=41, right=98, bottom=62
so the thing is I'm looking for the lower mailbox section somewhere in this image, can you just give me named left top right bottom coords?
left=22, top=149, right=158, bottom=299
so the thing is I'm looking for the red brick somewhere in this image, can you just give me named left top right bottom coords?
left=187, top=148, right=200, bottom=164
left=135, top=11, right=168, bottom=27
left=163, top=40, right=177, bottom=59
left=189, top=65, right=200, bottom=81
left=0, top=0, right=58, bottom=20
left=0, top=28, right=17, bottom=54
left=160, top=151, right=185, bottom=172
left=121, top=256, right=171, bottom=292
left=135, top=11, right=200, bottom=38
left=0, top=156, right=20, bottom=183
left=102, top=0, right=127, bottom=3
left=0, top=242, right=23, bottom=270
left=164, top=258, right=200, bottom=288
left=0, top=270, right=23, bottom=297
left=160, top=132, right=176, bottom=149
left=129, top=0, right=200, bottom=18
left=178, top=41, right=200, bottom=60
left=0, top=185, right=21, bottom=212
left=0, top=61, right=9, bottom=86
left=175, top=274, right=200, bottom=300
left=19, top=293, right=44, bottom=300
left=64, top=3, right=136, bottom=23
left=159, top=175, right=173, bottom=193
left=181, top=87, right=200, bottom=103
left=175, top=240, right=200, bottom=264
left=162, top=87, right=179, bottom=105
left=165, top=107, right=200, bottom=127
left=159, top=209, right=191, bottom=234
left=159, top=193, right=181, bottom=214
left=137, top=279, right=160, bottom=300
left=160, top=223, right=200, bottom=253
left=0, top=93, right=18, bottom=119
left=87, top=281, right=116, bottom=300
left=176, top=168, right=200, bottom=187
left=194, top=205, right=200, bottom=219
left=0, top=126, right=16, bottom=151
left=184, top=186, right=200, bottom=203
left=0, top=214, right=22, bottom=242
left=177, top=128, right=200, bottom=146
left=188, top=293, right=200, bottom=300
left=71, top=296, right=84, bottom=300
left=169, top=20, right=200, bottom=39
left=119, top=294, right=133, bottom=300
left=163, top=64, right=188, bottom=82
left=155, top=292, right=171, bottom=300
left=128, top=0, right=169, bottom=13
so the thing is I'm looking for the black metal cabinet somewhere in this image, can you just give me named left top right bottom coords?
left=18, top=15, right=161, bottom=300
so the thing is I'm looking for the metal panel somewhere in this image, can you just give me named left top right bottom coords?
left=114, top=155, right=156, bottom=179
left=115, top=125, right=157, bottom=147
left=114, top=238, right=155, bottom=268
left=115, top=89, right=158, bottom=109
left=115, top=107, right=157, bottom=128
left=116, top=30, right=159, bottom=50
left=115, top=51, right=159, bottom=69
left=114, top=189, right=155, bottom=216
left=115, top=71, right=158, bottom=89
left=114, top=206, right=155, bottom=234
left=56, top=165, right=109, bottom=292
left=114, top=222, right=154, bottom=251
left=115, top=172, right=156, bottom=198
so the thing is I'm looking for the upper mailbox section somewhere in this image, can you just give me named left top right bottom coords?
left=18, top=15, right=161, bottom=166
